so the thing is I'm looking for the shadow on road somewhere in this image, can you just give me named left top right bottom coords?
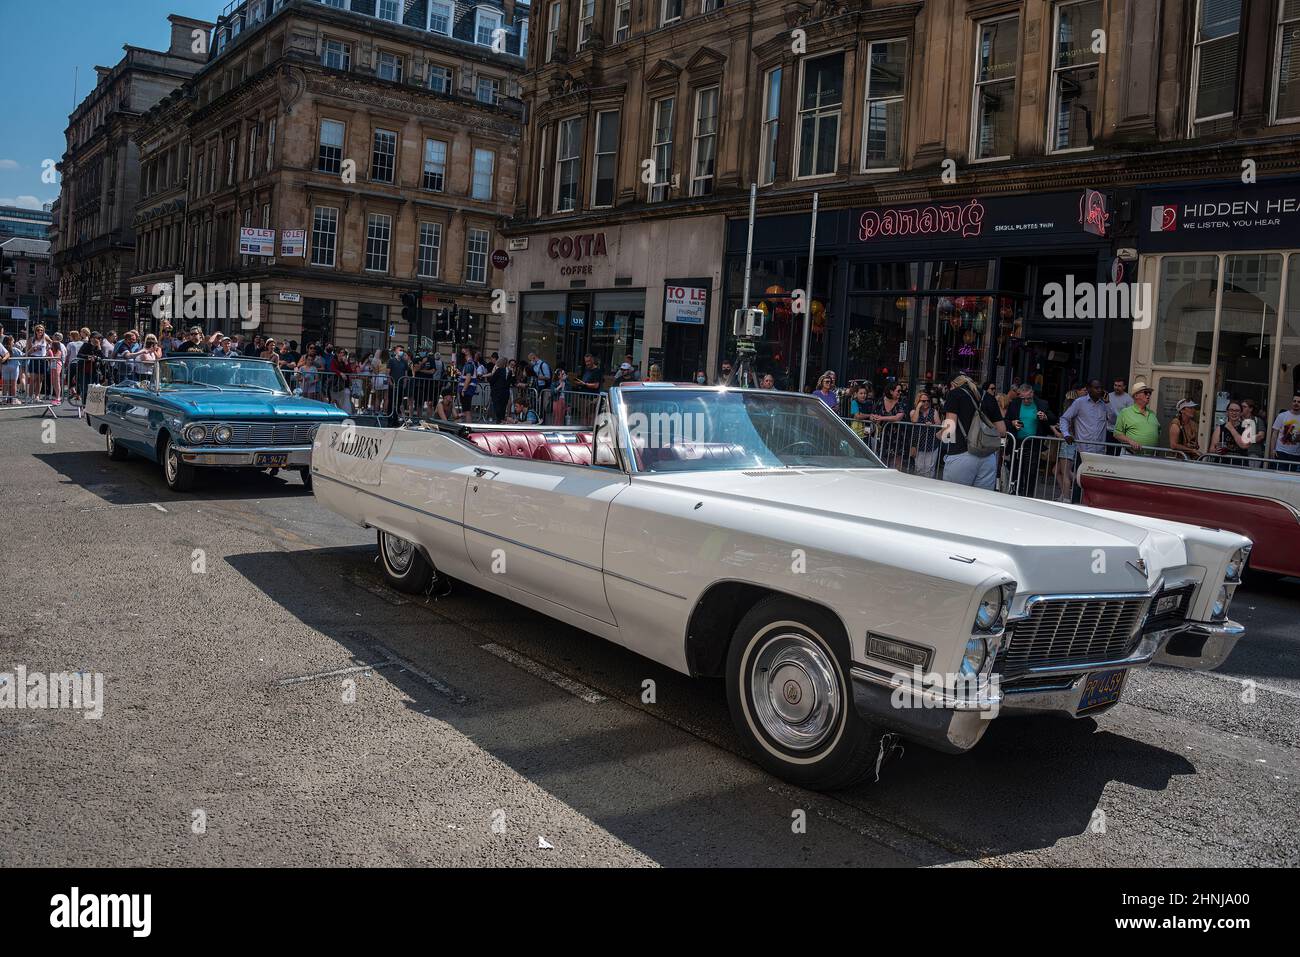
left=35, top=449, right=313, bottom=505
left=223, top=544, right=1205, bottom=865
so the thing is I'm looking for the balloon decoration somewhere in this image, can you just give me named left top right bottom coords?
left=937, top=297, right=956, bottom=319
left=895, top=296, right=910, bottom=312
left=811, top=299, right=826, bottom=334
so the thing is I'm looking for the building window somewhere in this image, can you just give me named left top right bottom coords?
left=971, top=16, right=1019, bottom=161
left=376, top=0, right=401, bottom=22
left=365, top=213, right=392, bottom=272
left=429, top=1, right=453, bottom=35
left=371, top=129, right=397, bottom=183
left=759, top=66, right=781, bottom=185
left=579, top=0, right=595, bottom=47
left=195, top=154, right=205, bottom=198
left=423, top=138, right=447, bottom=191
left=428, top=65, right=453, bottom=93
left=226, top=140, right=237, bottom=185
left=690, top=86, right=719, bottom=196
left=797, top=52, right=843, bottom=178
left=311, top=206, right=338, bottom=267
left=1190, top=0, right=1242, bottom=134
left=208, top=147, right=218, bottom=193
left=376, top=51, right=403, bottom=83
left=554, top=116, right=583, bottom=212
left=267, top=118, right=276, bottom=170
left=476, top=76, right=501, bottom=104
left=318, top=119, right=344, bottom=174
left=1277, top=0, right=1300, bottom=122
left=662, top=0, right=682, bottom=26
left=519, top=18, right=528, bottom=55
left=417, top=222, right=442, bottom=278
left=261, top=203, right=271, bottom=229
left=546, top=3, right=561, bottom=61
left=472, top=147, right=495, bottom=200
left=536, top=124, right=549, bottom=216
left=1048, top=1, right=1101, bottom=152
left=862, top=38, right=907, bottom=170
left=476, top=9, right=504, bottom=47
left=702, top=0, right=722, bottom=10
left=650, top=96, right=675, bottom=202
left=591, top=110, right=620, bottom=207
left=466, top=227, right=490, bottom=284
left=615, top=0, right=631, bottom=42
left=247, top=123, right=260, bottom=178
left=322, top=39, right=351, bottom=71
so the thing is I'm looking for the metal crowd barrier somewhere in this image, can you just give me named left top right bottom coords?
left=844, top=417, right=947, bottom=479
left=1, top=354, right=64, bottom=413
left=1008, top=434, right=1190, bottom=502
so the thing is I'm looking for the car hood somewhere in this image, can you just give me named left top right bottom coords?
left=634, top=467, right=1198, bottom=595
left=158, top=390, right=349, bottom=419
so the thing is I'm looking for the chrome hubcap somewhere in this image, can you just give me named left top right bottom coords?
left=165, top=447, right=177, bottom=482
left=383, top=533, right=414, bottom=573
left=106, top=432, right=115, bottom=453
left=750, top=633, right=841, bottom=751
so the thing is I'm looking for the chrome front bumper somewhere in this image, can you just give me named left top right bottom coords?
left=849, top=618, right=1244, bottom=750
left=174, top=444, right=313, bottom=467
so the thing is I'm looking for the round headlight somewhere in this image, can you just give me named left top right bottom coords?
left=961, top=636, right=988, bottom=676
left=974, top=585, right=1007, bottom=632
left=1212, top=585, right=1229, bottom=620
left=214, top=425, right=233, bottom=445
left=183, top=424, right=208, bottom=445
left=1225, top=548, right=1247, bottom=582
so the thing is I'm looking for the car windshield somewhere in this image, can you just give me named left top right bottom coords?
left=159, top=357, right=289, bottom=393
left=618, top=388, right=884, bottom=473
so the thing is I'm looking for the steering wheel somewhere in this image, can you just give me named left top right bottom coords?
left=779, top=440, right=817, bottom=455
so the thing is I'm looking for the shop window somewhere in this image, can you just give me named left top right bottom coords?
left=1280, top=255, right=1300, bottom=404
left=302, top=298, right=335, bottom=347
left=520, top=293, right=567, bottom=369
left=1274, top=0, right=1300, bottom=123
left=759, top=67, right=782, bottom=186
left=862, top=39, right=907, bottom=171
left=1154, top=256, right=1220, bottom=365
left=971, top=16, right=1019, bottom=161
left=590, top=291, right=647, bottom=380
left=1048, top=1, right=1101, bottom=152
left=797, top=53, right=844, bottom=178
left=1190, top=0, right=1242, bottom=135
left=1214, top=254, right=1282, bottom=418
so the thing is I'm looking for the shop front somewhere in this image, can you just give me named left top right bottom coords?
left=1131, top=177, right=1300, bottom=448
left=722, top=190, right=1117, bottom=410
left=503, top=217, right=725, bottom=383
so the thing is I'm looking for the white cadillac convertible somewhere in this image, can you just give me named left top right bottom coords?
left=312, top=385, right=1250, bottom=790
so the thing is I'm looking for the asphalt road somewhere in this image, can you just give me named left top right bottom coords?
left=1, top=407, right=1297, bottom=867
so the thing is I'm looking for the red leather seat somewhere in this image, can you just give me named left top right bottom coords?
left=466, top=431, right=594, bottom=465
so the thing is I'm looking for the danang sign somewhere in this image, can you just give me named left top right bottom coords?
left=854, top=192, right=1105, bottom=248
left=1141, top=180, right=1300, bottom=253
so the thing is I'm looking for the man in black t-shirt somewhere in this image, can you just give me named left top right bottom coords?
left=941, top=375, right=1007, bottom=489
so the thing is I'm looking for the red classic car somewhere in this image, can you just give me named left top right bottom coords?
left=1077, top=451, right=1298, bottom=578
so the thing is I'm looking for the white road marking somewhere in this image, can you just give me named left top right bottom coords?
left=78, top=502, right=169, bottom=512
left=277, top=662, right=393, bottom=687
left=479, top=643, right=606, bottom=703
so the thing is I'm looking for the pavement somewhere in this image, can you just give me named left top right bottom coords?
left=1, top=406, right=1297, bottom=867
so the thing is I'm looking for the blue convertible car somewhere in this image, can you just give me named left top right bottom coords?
left=85, top=355, right=350, bottom=492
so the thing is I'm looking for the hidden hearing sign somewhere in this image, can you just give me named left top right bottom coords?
left=1140, top=179, right=1300, bottom=253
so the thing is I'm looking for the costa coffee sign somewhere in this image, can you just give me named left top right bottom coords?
left=547, top=232, right=609, bottom=277
left=548, top=232, right=608, bottom=261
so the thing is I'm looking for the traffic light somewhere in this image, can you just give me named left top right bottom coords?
left=400, top=292, right=419, bottom=325
left=459, top=309, right=478, bottom=344
left=435, top=308, right=451, bottom=339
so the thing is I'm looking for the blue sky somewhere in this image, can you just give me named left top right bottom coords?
left=0, top=0, right=216, bottom=209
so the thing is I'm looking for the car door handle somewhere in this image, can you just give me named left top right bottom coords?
left=473, top=467, right=499, bottom=478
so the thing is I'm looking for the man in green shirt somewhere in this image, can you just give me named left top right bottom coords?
left=1114, top=381, right=1160, bottom=452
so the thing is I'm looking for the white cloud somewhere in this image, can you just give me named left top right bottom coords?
left=0, top=195, right=48, bottom=209
left=0, top=159, right=20, bottom=171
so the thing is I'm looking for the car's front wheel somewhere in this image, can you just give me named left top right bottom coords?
left=726, top=596, right=884, bottom=791
left=161, top=435, right=197, bottom=492
left=105, top=428, right=129, bottom=461
left=377, top=530, right=434, bottom=594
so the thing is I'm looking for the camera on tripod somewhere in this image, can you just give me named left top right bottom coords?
left=732, top=307, right=764, bottom=338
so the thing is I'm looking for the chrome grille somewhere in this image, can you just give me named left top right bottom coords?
left=1142, top=584, right=1194, bottom=634
left=997, top=596, right=1151, bottom=676
left=193, top=422, right=319, bottom=446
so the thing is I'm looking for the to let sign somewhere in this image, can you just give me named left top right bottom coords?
left=239, top=227, right=276, bottom=257
left=664, top=285, right=707, bottom=325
